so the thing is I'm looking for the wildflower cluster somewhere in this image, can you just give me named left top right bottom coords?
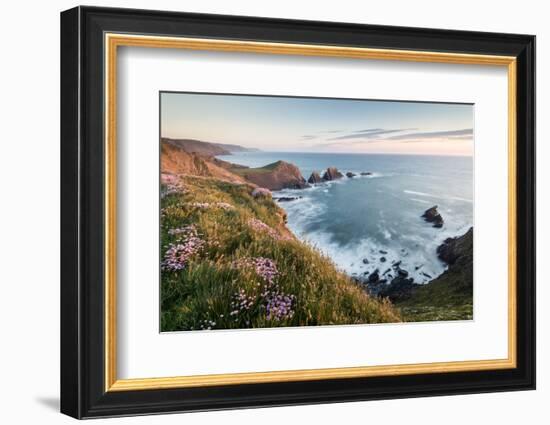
left=231, top=257, right=295, bottom=323
left=229, top=289, right=256, bottom=318
left=233, top=257, right=279, bottom=285
left=247, top=218, right=291, bottom=241
left=187, top=202, right=235, bottom=210
left=266, top=293, right=296, bottom=321
left=160, top=174, right=186, bottom=198
left=167, top=225, right=197, bottom=236
left=251, top=187, right=272, bottom=198
left=162, top=225, right=205, bottom=271
left=199, top=319, right=217, bottom=330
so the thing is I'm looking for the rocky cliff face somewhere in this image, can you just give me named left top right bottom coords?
left=437, top=227, right=473, bottom=265
left=162, top=138, right=256, bottom=157
left=240, top=161, right=309, bottom=190
left=161, top=141, right=247, bottom=184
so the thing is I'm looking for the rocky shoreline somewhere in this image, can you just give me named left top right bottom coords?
left=358, top=227, right=473, bottom=306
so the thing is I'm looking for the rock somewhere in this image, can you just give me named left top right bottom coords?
left=274, top=196, right=301, bottom=202
left=362, top=258, right=370, bottom=264
left=414, top=265, right=423, bottom=271
left=392, top=260, right=402, bottom=268
left=322, top=167, right=344, bottom=181
left=437, top=227, right=473, bottom=265
left=360, top=172, right=372, bottom=176
left=422, top=205, right=444, bottom=228
left=368, top=269, right=380, bottom=284
left=421, top=272, right=432, bottom=279
left=383, top=268, right=391, bottom=275
left=378, top=276, right=419, bottom=302
left=308, top=171, right=323, bottom=184
left=243, top=160, right=310, bottom=190
left=379, top=250, right=388, bottom=254
left=397, top=268, right=409, bottom=278
left=380, top=257, right=387, bottom=263
left=346, top=172, right=356, bottom=178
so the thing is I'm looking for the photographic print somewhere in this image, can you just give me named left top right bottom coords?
left=160, top=92, right=474, bottom=332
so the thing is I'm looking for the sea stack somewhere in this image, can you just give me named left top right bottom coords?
left=322, top=167, right=344, bottom=181
left=308, top=171, right=323, bottom=184
left=422, top=205, right=444, bottom=228
left=346, top=172, right=356, bottom=178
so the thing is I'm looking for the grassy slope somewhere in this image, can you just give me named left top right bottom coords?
left=395, top=248, right=473, bottom=322
left=161, top=176, right=400, bottom=331
left=229, top=161, right=281, bottom=176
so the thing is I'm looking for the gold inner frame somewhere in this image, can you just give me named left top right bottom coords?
left=104, top=33, right=517, bottom=392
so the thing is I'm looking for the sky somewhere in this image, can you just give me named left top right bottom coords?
left=161, top=92, right=474, bottom=156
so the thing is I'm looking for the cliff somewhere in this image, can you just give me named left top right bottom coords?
left=162, top=138, right=257, bottom=157
left=161, top=141, right=247, bottom=184
left=229, top=160, right=309, bottom=190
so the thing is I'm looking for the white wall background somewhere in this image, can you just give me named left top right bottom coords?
left=0, top=0, right=545, bottom=423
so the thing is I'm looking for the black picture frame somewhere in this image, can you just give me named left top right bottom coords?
left=60, top=5, right=535, bottom=419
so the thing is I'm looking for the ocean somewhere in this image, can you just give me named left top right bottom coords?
left=217, top=152, right=473, bottom=283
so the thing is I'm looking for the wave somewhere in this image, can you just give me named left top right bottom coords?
left=404, top=189, right=473, bottom=203
left=291, top=229, right=446, bottom=285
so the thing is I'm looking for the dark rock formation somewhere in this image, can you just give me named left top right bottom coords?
left=274, top=196, right=302, bottom=202
left=422, top=205, right=444, bottom=228
left=378, top=276, right=419, bottom=302
left=362, top=258, right=369, bottom=264
left=397, top=268, right=409, bottom=278
left=380, top=257, right=387, bottom=263
left=308, top=171, right=323, bottom=184
left=437, top=227, right=473, bottom=265
left=360, top=172, right=372, bottom=176
left=322, top=167, right=344, bottom=181
left=368, top=269, right=380, bottom=284
left=346, top=172, right=356, bottom=178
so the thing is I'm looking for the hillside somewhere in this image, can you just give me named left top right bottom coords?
left=230, top=160, right=310, bottom=190
left=162, top=139, right=309, bottom=190
left=160, top=175, right=400, bottom=331
left=161, top=141, right=247, bottom=184
left=162, top=138, right=257, bottom=157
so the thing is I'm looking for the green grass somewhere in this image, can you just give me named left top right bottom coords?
left=229, top=161, right=283, bottom=176
left=160, top=176, right=400, bottom=331
left=395, top=256, right=473, bottom=322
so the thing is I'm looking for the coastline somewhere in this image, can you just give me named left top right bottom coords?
left=160, top=139, right=473, bottom=327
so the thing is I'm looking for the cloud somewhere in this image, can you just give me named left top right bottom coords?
left=310, top=127, right=474, bottom=149
left=326, top=128, right=415, bottom=141
left=301, top=135, right=317, bottom=140
left=352, top=128, right=384, bottom=133
left=386, top=128, right=473, bottom=141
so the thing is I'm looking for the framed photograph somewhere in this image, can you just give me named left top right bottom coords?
left=60, top=6, right=535, bottom=419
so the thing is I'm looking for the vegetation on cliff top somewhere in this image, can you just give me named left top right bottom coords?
left=160, top=175, right=400, bottom=331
